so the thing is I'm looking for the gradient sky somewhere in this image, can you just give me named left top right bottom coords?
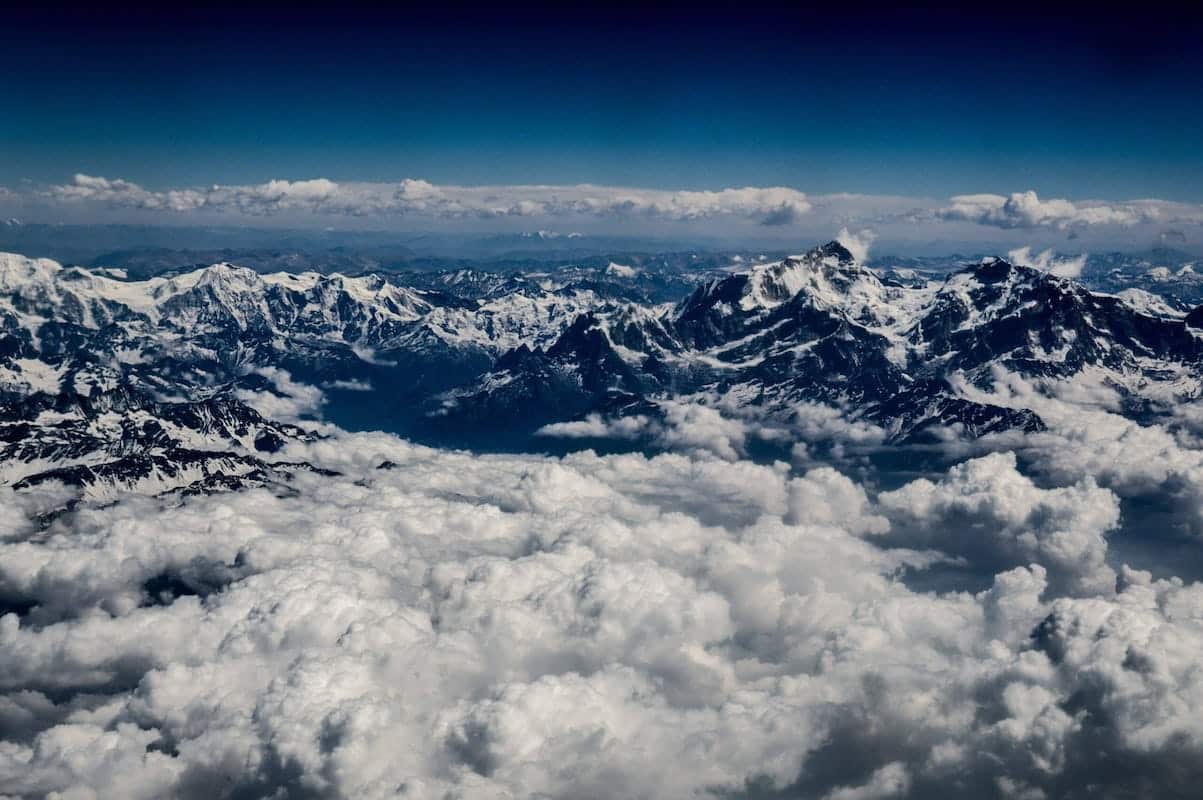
left=4, top=5, right=1202, bottom=200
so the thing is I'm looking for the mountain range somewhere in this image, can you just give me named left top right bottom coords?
left=3, top=241, right=1202, bottom=497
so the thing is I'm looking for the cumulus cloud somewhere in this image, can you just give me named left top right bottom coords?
left=824, top=762, right=911, bottom=800
left=942, top=364, right=1203, bottom=578
left=953, top=365, right=1203, bottom=501
left=235, top=366, right=326, bottom=423
left=537, top=400, right=883, bottom=463
left=41, top=174, right=813, bottom=226
left=656, top=401, right=753, bottom=460
left=45, top=173, right=209, bottom=212
left=3, top=423, right=1203, bottom=798
left=788, top=402, right=887, bottom=449
left=879, top=451, right=1119, bottom=595
left=940, top=190, right=1170, bottom=230
left=536, top=401, right=760, bottom=461
left=22, top=177, right=1203, bottom=243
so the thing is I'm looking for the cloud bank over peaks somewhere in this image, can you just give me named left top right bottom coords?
left=938, top=190, right=1194, bottom=230
left=40, top=174, right=814, bottom=226
left=8, top=176, right=1202, bottom=245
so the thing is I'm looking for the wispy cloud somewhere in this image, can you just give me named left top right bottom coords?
left=1006, top=245, right=1087, bottom=278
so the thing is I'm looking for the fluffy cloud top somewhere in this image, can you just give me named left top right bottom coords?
left=879, top=451, right=1119, bottom=595
left=940, top=190, right=1166, bottom=230
left=536, top=398, right=888, bottom=463
left=4, top=415, right=1203, bottom=797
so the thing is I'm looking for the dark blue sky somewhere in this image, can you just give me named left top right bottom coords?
left=3, top=4, right=1202, bottom=200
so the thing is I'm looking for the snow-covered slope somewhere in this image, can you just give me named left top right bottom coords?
left=0, top=252, right=664, bottom=491
left=441, top=243, right=1203, bottom=444
left=3, top=242, right=1203, bottom=492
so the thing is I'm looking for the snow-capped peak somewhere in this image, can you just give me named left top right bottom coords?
left=0, top=251, right=63, bottom=293
left=740, top=241, right=866, bottom=311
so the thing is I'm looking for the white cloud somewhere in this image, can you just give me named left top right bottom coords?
left=321, top=378, right=374, bottom=392
left=656, top=401, right=752, bottom=460
left=824, top=762, right=911, bottom=800
left=1006, top=246, right=1087, bottom=279
left=234, top=366, right=325, bottom=423
left=535, top=399, right=865, bottom=463
left=18, top=178, right=1203, bottom=245
left=605, top=261, right=639, bottom=278
left=940, top=190, right=1164, bottom=230
left=536, top=412, right=653, bottom=440
left=536, top=401, right=761, bottom=461
left=3, top=426, right=1203, bottom=797
left=46, top=173, right=208, bottom=212
left=836, top=226, right=877, bottom=263
left=943, top=365, right=1203, bottom=554
left=41, top=174, right=814, bottom=226
left=789, top=402, right=887, bottom=448
left=952, top=365, right=1203, bottom=501
left=878, top=451, right=1119, bottom=595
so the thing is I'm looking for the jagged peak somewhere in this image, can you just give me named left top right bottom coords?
left=959, top=256, right=1078, bottom=285
left=804, top=240, right=857, bottom=265
left=672, top=241, right=881, bottom=323
left=935, top=259, right=1054, bottom=297
left=744, top=242, right=880, bottom=312
left=194, top=262, right=263, bottom=289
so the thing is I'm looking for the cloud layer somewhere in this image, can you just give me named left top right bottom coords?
left=4, top=405, right=1203, bottom=797
left=938, top=190, right=1197, bottom=230
left=40, top=174, right=815, bottom=226
left=6, top=250, right=1203, bottom=794
left=4, top=176, right=1201, bottom=243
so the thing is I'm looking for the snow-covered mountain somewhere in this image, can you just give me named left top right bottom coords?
left=3, top=242, right=1202, bottom=495
left=440, top=243, right=1203, bottom=443
left=0, top=252, right=686, bottom=493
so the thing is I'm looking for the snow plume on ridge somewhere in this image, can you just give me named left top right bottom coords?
left=835, top=226, right=876, bottom=263
left=4, top=424, right=1203, bottom=797
left=1006, top=245, right=1087, bottom=278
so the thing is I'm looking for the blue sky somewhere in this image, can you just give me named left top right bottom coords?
left=2, top=5, right=1202, bottom=249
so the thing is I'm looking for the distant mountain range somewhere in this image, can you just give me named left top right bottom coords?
left=3, top=241, right=1203, bottom=496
